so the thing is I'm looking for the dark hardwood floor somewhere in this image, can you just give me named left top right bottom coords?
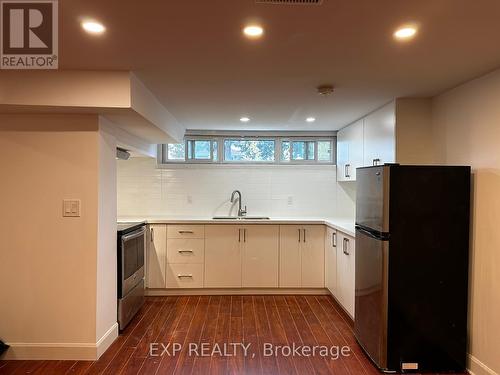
left=0, top=295, right=464, bottom=375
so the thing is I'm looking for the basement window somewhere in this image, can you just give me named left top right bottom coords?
left=159, top=132, right=336, bottom=165
left=224, top=139, right=275, bottom=163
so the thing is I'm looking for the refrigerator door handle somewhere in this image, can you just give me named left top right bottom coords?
left=355, top=225, right=389, bottom=241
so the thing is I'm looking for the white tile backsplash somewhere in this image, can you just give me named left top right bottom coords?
left=117, top=157, right=347, bottom=218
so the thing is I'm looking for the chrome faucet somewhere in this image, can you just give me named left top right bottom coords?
left=230, top=190, right=247, bottom=217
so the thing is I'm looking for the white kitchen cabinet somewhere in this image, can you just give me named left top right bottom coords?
left=337, top=232, right=355, bottom=318
left=166, top=263, right=204, bottom=288
left=324, top=226, right=338, bottom=296
left=204, top=225, right=242, bottom=287
left=167, top=225, right=205, bottom=239
left=337, top=119, right=364, bottom=181
left=241, top=225, right=279, bottom=287
left=301, top=225, right=325, bottom=287
left=146, top=224, right=167, bottom=288
left=363, top=101, right=395, bottom=167
left=167, top=238, right=204, bottom=264
left=279, top=226, right=302, bottom=287
left=279, top=225, right=325, bottom=288
left=205, top=225, right=280, bottom=288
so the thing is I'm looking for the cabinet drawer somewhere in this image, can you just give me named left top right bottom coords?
left=167, top=225, right=205, bottom=239
left=167, top=239, right=204, bottom=264
left=166, top=264, right=204, bottom=288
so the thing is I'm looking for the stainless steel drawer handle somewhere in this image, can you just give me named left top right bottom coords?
left=178, top=250, right=193, bottom=254
left=178, top=230, right=194, bottom=234
left=298, top=228, right=301, bottom=242
left=343, top=238, right=350, bottom=255
left=332, top=232, right=337, bottom=247
left=177, top=274, right=193, bottom=278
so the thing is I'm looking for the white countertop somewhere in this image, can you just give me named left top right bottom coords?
left=118, top=216, right=356, bottom=237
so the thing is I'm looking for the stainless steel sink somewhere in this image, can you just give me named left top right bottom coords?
left=212, top=216, right=270, bottom=220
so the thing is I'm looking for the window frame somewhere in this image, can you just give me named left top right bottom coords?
left=222, top=137, right=277, bottom=164
left=159, top=134, right=336, bottom=166
left=185, top=137, right=218, bottom=163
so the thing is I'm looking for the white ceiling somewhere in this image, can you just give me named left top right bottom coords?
left=60, top=0, right=500, bottom=131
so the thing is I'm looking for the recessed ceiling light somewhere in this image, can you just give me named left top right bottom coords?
left=394, top=26, right=417, bottom=40
left=82, top=21, right=106, bottom=34
left=306, top=117, right=316, bottom=123
left=243, top=25, right=264, bottom=38
left=240, top=117, right=250, bottom=122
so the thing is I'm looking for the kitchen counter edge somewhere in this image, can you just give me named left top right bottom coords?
left=118, top=217, right=355, bottom=237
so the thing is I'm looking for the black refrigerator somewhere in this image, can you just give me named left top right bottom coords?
left=354, top=165, right=470, bottom=373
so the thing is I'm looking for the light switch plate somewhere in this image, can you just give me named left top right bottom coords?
left=63, top=199, right=81, bottom=217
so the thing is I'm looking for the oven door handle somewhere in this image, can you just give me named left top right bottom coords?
left=121, top=227, right=146, bottom=242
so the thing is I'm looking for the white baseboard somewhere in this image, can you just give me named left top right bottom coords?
left=146, top=287, right=329, bottom=296
left=0, top=322, right=119, bottom=361
left=468, top=354, right=499, bottom=375
left=96, top=322, right=119, bottom=359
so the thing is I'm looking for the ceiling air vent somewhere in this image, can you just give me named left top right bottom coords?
left=255, top=0, right=323, bottom=4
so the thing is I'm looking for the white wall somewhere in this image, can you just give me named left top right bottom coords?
left=432, top=69, right=500, bottom=375
left=117, top=158, right=339, bottom=218
left=0, top=114, right=117, bottom=360
left=96, top=118, right=118, bottom=352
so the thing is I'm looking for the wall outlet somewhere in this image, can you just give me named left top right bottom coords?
left=287, top=196, right=293, bottom=206
left=63, top=199, right=81, bottom=217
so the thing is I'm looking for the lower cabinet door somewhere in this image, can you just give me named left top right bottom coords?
left=242, top=225, right=279, bottom=287
left=337, top=232, right=356, bottom=317
left=279, top=225, right=302, bottom=287
left=325, top=227, right=338, bottom=296
left=301, top=225, right=325, bottom=287
left=166, top=263, right=203, bottom=288
left=147, top=224, right=167, bottom=288
left=204, top=225, right=242, bottom=288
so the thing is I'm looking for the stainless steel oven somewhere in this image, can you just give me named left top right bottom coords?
left=117, top=222, right=146, bottom=330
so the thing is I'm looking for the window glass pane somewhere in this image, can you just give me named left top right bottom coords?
left=224, top=139, right=275, bottom=162
left=292, top=141, right=305, bottom=160
left=187, top=141, right=193, bottom=159
left=307, top=141, right=315, bottom=160
left=281, top=141, right=290, bottom=161
left=318, top=141, right=332, bottom=161
left=212, top=141, right=218, bottom=161
left=167, top=143, right=185, bottom=160
left=194, top=140, right=211, bottom=159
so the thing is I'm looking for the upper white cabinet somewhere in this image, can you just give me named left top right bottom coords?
left=363, top=101, right=396, bottom=167
left=279, top=225, right=325, bottom=288
left=337, top=99, right=434, bottom=181
left=337, top=119, right=364, bottom=182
